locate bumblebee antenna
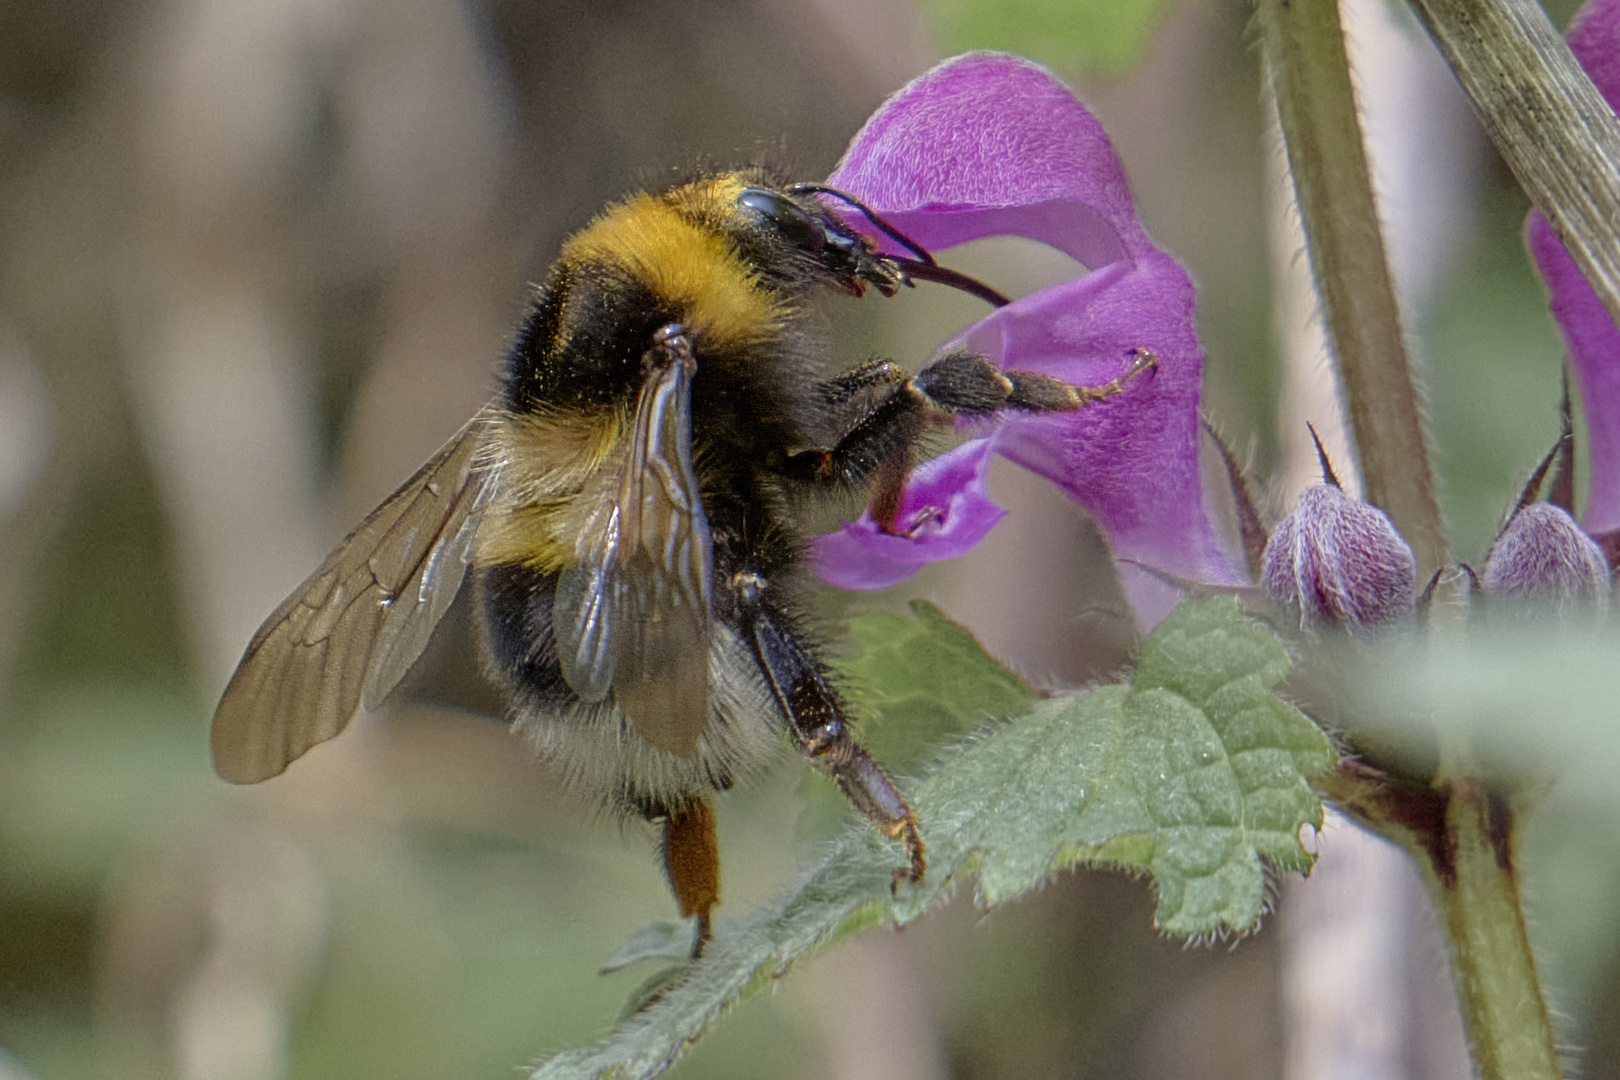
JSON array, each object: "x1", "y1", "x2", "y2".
[
  {"x1": 790, "y1": 183, "x2": 1013, "y2": 309},
  {"x1": 789, "y1": 184, "x2": 934, "y2": 262}
]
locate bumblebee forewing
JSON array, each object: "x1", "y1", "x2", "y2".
[
  {"x1": 553, "y1": 340, "x2": 714, "y2": 757},
  {"x1": 211, "y1": 410, "x2": 494, "y2": 783}
]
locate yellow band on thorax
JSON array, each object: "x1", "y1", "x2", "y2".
[{"x1": 563, "y1": 190, "x2": 781, "y2": 351}]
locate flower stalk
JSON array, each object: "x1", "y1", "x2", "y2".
[
  {"x1": 1255, "y1": 0, "x2": 1447, "y2": 579},
  {"x1": 1406, "y1": 0, "x2": 1620, "y2": 330},
  {"x1": 1317, "y1": 765, "x2": 1562, "y2": 1080},
  {"x1": 1258, "y1": 1, "x2": 1563, "y2": 1077},
  {"x1": 1436, "y1": 783, "x2": 1563, "y2": 1080}
]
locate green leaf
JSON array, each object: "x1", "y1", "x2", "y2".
[
  {"x1": 531, "y1": 598, "x2": 1333, "y2": 1080},
  {"x1": 599, "y1": 922, "x2": 696, "y2": 975},
  {"x1": 916, "y1": 0, "x2": 1175, "y2": 79},
  {"x1": 833, "y1": 599, "x2": 1038, "y2": 769}
]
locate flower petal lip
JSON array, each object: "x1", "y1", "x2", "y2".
[
  {"x1": 1526, "y1": 0, "x2": 1620, "y2": 535},
  {"x1": 980, "y1": 254, "x2": 1243, "y2": 617},
  {"x1": 809, "y1": 438, "x2": 1007, "y2": 591},
  {"x1": 810, "y1": 53, "x2": 1244, "y2": 623}
]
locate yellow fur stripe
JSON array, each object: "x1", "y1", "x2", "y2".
[
  {"x1": 563, "y1": 191, "x2": 781, "y2": 350},
  {"x1": 477, "y1": 409, "x2": 627, "y2": 572}
]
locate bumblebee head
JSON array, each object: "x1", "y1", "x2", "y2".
[
  {"x1": 731, "y1": 184, "x2": 910, "y2": 298},
  {"x1": 661, "y1": 172, "x2": 1011, "y2": 309}
]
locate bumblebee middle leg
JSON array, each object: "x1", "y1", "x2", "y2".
[
  {"x1": 789, "y1": 348, "x2": 1157, "y2": 529},
  {"x1": 739, "y1": 587, "x2": 925, "y2": 886}
]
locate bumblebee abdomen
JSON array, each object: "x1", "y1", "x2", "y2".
[
  {"x1": 476, "y1": 559, "x2": 786, "y2": 812},
  {"x1": 478, "y1": 560, "x2": 570, "y2": 706}
]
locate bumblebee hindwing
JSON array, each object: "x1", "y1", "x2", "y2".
[
  {"x1": 554, "y1": 340, "x2": 714, "y2": 758},
  {"x1": 211, "y1": 409, "x2": 495, "y2": 783}
]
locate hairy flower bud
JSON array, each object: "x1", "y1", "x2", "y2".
[
  {"x1": 1482, "y1": 503, "x2": 1612, "y2": 616},
  {"x1": 1262, "y1": 485, "x2": 1417, "y2": 631}
]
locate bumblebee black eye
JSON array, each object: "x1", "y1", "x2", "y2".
[{"x1": 737, "y1": 187, "x2": 822, "y2": 253}]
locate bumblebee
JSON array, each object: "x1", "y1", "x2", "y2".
[{"x1": 212, "y1": 168, "x2": 1154, "y2": 953}]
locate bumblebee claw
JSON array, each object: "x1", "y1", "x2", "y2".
[
  {"x1": 1126, "y1": 347, "x2": 1160, "y2": 376},
  {"x1": 690, "y1": 912, "x2": 713, "y2": 959},
  {"x1": 892, "y1": 817, "x2": 926, "y2": 893}
]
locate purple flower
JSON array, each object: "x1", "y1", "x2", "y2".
[
  {"x1": 1525, "y1": 0, "x2": 1620, "y2": 542},
  {"x1": 809, "y1": 53, "x2": 1242, "y2": 625}
]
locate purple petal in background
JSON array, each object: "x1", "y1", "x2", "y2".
[
  {"x1": 809, "y1": 439, "x2": 1006, "y2": 590},
  {"x1": 1565, "y1": 0, "x2": 1620, "y2": 110},
  {"x1": 1526, "y1": 0, "x2": 1620, "y2": 534},
  {"x1": 1527, "y1": 217, "x2": 1620, "y2": 534}
]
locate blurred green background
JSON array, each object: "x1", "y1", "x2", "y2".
[{"x1": 1, "y1": 0, "x2": 1613, "y2": 1077}]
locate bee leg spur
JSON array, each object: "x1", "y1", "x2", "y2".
[
  {"x1": 746, "y1": 603, "x2": 926, "y2": 887},
  {"x1": 657, "y1": 798, "x2": 721, "y2": 958}
]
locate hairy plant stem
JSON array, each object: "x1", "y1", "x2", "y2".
[
  {"x1": 1407, "y1": 0, "x2": 1620, "y2": 329},
  {"x1": 1439, "y1": 783, "x2": 1562, "y2": 1080},
  {"x1": 1257, "y1": 1, "x2": 1560, "y2": 1076},
  {"x1": 1321, "y1": 762, "x2": 1562, "y2": 1080},
  {"x1": 1255, "y1": 0, "x2": 1446, "y2": 579}
]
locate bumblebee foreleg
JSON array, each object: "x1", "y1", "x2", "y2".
[
  {"x1": 914, "y1": 347, "x2": 1158, "y2": 414},
  {"x1": 788, "y1": 348, "x2": 1158, "y2": 530},
  {"x1": 742, "y1": 593, "x2": 925, "y2": 887},
  {"x1": 814, "y1": 358, "x2": 909, "y2": 409}
]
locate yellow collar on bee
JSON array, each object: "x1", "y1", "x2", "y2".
[{"x1": 562, "y1": 180, "x2": 784, "y2": 351}]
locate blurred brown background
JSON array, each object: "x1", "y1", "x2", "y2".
[{"x1": 2, "y1": 0, "x2": 1615, "y2": 1077}]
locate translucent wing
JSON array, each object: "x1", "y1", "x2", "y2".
[
  {"x1": 554, "y1": 331, "x2": 713, "y2": 757},
  {"x1": 211, "y1": 410, "x2": 495, "y2": 783}
]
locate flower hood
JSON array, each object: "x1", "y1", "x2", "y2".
[{"x1": 810, "y1": 53, "x2": 1243, "y2": 624}]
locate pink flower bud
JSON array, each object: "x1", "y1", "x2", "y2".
[
  {"x1": 1482, "y1": 503, "x2": 1612, "y2": 616},
  {"x1": 1262, "y1": 485, "x2": 1417, "y2": 631}
]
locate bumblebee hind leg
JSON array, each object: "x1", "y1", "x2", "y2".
[{"x1": 655, "y1": 799, "x2": 721, "y2": 957}]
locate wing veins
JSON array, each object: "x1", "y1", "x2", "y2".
[{"x1": 212, "y1": 409, "x2": 494, "y2": 783}]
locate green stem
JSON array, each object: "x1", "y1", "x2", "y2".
[
  {"x1": 1318, "y1": 766, "x2": 1563, "y2": 1080},
  {"x1": 1254, "y1": 0, "x2": 1447, "y2": 579},
  {"x1": 1437, "y1": 783, "x2": 1563, "y2": 1080},
  {"x1": 1405, "y1": 0, "x2": 1620, "y2": 330}
]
